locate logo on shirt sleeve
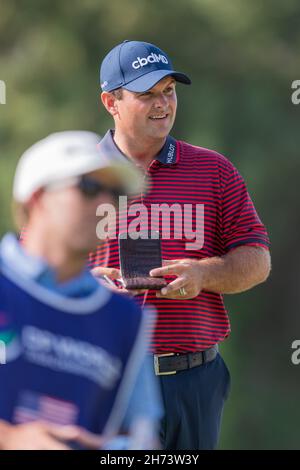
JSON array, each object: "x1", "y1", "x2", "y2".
[{"x1": 0, "y1": 311, "x2": 22, "y2": 363}]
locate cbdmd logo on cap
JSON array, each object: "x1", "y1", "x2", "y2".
[{"x1": 132, "y1": 53, "x2": 169, "y2": 70}]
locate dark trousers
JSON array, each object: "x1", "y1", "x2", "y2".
[{"x1": 158, "y1": 353, "x2": 230, "y2": 450}]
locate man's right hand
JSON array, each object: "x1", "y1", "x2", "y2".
[
  {"x1": 91, "y1": 267, "x2": 147, "y2": 297},
  {"x1": 0, "y1": 420, "x2": 105, "y2": 450},
  {"x1": 91, "y1": 266, "x2": 121, "y2": 282}
]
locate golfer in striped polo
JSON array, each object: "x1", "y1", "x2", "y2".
[{"x1": 92, "y1": 40, "x2": 271, "y2": 450}]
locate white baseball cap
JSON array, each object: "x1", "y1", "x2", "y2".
[{"x1": 13, "y1": 130, "x2": 144, "y2": 203}]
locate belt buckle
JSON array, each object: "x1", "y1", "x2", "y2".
[{"x1": 154, "y1": 353, "x2": 177, "y2": 376}]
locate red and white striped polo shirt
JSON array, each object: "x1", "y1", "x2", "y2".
[{"x1": 89, "y1": 130, "x2": 270, "y2": 354}]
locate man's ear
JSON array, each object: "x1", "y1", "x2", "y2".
[
  {"x1": 101, "y1": 92, "x2": 119, "y2": 117},
  {"x1": 27, "y1": 188, "x2": 45, "y2": 211}
]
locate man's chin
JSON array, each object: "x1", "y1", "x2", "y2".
[
  {"x1": 77, "y1": 239, "x2": 103, "y2": 257},
  {"x1": 148, "y1": 127, "x2": 172, "y2": 140}
]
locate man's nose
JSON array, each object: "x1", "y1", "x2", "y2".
[{"x1": 153, "y1": 93, "x2": 168, "y2": 108}]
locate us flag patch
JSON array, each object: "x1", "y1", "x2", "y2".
[{"x1": 13, "y1": 390, "x2": 79, "y2": 425}]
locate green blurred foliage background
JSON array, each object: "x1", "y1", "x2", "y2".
[{"x1": 0, "y1": 0, "x2": 299, "y2": 449}]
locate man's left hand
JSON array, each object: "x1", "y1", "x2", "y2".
[{"x1": 150, "y1": 259, "x2": 204, "y2": 299}]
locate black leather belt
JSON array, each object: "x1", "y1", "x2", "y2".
[{"x1": 153, "y1": 345, "x2": 218, "y2": 376}]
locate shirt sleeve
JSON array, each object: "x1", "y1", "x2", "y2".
[
  {"x1": 103, "y1": 303, "x2": 163, "y2": 449},
  {"x1": 119, "y1": 304, "x2": 163, "y2": 448},
  {"x1": 122, "y1": 354, "x2": 163, "y2": 426},
  {"x1": 103, "y1": 354, "x2": 163, "y2": 450},
  {"x1": 221, "y1": 163, "x2": 270, "y2": 252}
]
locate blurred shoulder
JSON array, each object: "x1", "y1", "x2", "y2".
[{"x1": 106, "y1": 290, "x2": 143, "y2": 316}]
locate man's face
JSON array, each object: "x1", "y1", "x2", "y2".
[
  {"x1": 39, "y1": 170, "x2": 118, "y2": 254},
  {"x1": 107, "y1": 77, "x2": 177, "y2": 141}
]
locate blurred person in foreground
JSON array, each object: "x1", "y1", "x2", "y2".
[
  {"x1": 0, "y1": 131, "x2": 162, "y2": 450},
  {"x1": 91, "y1": 40, "x2": 272, "y2": 450}
]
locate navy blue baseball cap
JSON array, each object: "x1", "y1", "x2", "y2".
[{"x1": 100, "y1": 40, "x2": 191, "y2": 93}]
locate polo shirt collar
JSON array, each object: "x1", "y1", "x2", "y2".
[
  {"x1": 97, "y1": 130, "x2": 178, "y2": 166},
  {"x1": 0, "y1": 233, "x2": 99, "y2": 297}
]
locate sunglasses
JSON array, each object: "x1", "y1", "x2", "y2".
[
  {"x1": 46, "y1": 175, "x2": 125, "y2": 201},
  {"x1": 76, "y1": 175, "x2": 125, "y2": 200}
]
